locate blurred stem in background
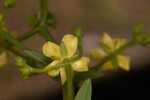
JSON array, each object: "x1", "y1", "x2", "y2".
[{"x1": 39, "y1": 0, "x2": 56, "y2": 42}]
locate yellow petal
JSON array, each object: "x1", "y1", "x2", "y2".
[
  {"x1": 71, "y1": 57, "x2": 89, "y2": 72},
  {"x1": 42, "y1": 41, "x2": 61, "y2": 59},
  {"x1": 100, "y1": 32, "x2": 114, "y2": 49},
  {"x1": 62, "y1": 34, "x2": 78, "y2": 57},
  {"x1": 0, "y1": 52, "x2": 8, "y2": 68},
  {"x1": 117, "y1": 55, "x2": 130, "y2": 71},
  {"x1": 103, "y1": 61, "x2": 114, "y2": 71},
  {"x1": 60, "y1": 67, "x2": 67, "y2": 85},
  {"x1": 46, "y1": 60, "x2": 60, "y2": 77},
  {"x1": 90, "y1": 48, "x2": 107, "y2": 61},
  {"x1": 113, "y1": 38, "x2": 127, "y2": 49}
]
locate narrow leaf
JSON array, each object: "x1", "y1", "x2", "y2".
[{"x1": 75, "y1": 79, "x2": 92, "y2": 100}]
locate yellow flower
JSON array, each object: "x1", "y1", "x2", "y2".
[
  {"x1": 90, "y1": 33, "x2": 130, "y2": 71},
  {"x1": 42, "y1": 34, "x2": 90, "y2": 85},
  {"x1": 0, "y1": 52, "x2": 8, "y2": 68}
]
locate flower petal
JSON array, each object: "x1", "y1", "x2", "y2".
[
  {"x1": 71, "y1": 57, "x2": 89, "y2": 72},
  {"x1": 103, "y1": 61, "x2": 114, "y2": 71},
  {"x1": 60, "y1": 67, "x2": 67, "y2": 85},
  {"x1": 42, "y1": 41, "x2": 61, "y2": 59},
  {"x1": 90, "y1": 48, "x2": 107, "y2": 61},
  {"x1": 113, "y1": 38, "x2": 127, "y2": 49},
  {"x1": 62, "y1": 34, "x2": 78, "y2": 57},
  {"x1": 0, "y1": 52, "x2": 8, "y2": 68},
  {"x1": 117, "y1": 55, "x2": 130, "y2": 71},
  {"x1": 100, "y1": 32, "x2": 114, "y2": 49},
  {"x1": 46, "y1": 60, "x2": 60, "y2": 77}
]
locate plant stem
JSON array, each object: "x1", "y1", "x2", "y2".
[
  {"x1": 0, "y1": 30, "x2": 50, "y2": 66},
  {"x1": 0, "y1": 30, "x2": 27, "y2": 50},
  {"x1": 39, "y1": 0, "x2": 56, "y2": 42},
  {"x1": 64, "y1": 64, "x2": 74, "y2": 100},
  {"x1": 17, "y1": 27, "x2": 40, "y2": 41},
  {"x1": 7, "y1": 47, "x2": 25, "y2": 57},
  {"x1": 39, "y1": 25, "x2": 56, "y2": 42},
  {"x1": 78, "y1": 37, "x2": 83, "y2": 56},
  {"x1": 40, "y1": 0, "x2": 48, "y2": 25}
]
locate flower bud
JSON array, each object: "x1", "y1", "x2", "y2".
[
  {"x1": 19, "y1": 66, "x2": 31, "y2": 80},
  {"x1": 16, "y1": 56, "x2": 31, "y2": 80},
  {"x1": 16, "y1": 56, "x2": 26, "y2": 66},
  {"x1": 74, "y1": 27, "x2": 83, "y2": 38},
  {"x1": 136, "y1": 34, "x2": 150, "y2": 46}
]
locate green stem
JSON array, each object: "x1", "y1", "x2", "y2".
[
  {"x1": 27, "y1": 55, "x2": 80, "y2": 74},
  {"x1": 39, "y1": 0, "x2": 56, "y2": 42},
  {"x1": 7, "y1": 47, "x2": 25, "y2": 57},
  {"x1": 64, "y1": 64, "x2": 74, "y2": 100},
  {"x1": 17, "y1": 27, "x2": 40, "y2": 41},
  {"x1": 78, "y1": 37, "x2": 83, "y2": 56},
  {"x1": 0, "y1": 30, "x2": 50, "y2": 66},
  {"x1": 63, "y1": 86, "x2": 68, "y2": 100},
  {"x1": 0, "y1": 30, "x2": 27, "y2": 50},
  {"x1": 1, "y1": 28, "x2": 39, "y2": 51},
  {"x1": 91, "y1": 39, "x2": 137, "y2": 70},
  {"x1": 39, "y1": 25, "x2": 56, "y2": 42},
  {"x1": 40, "y1": 0, "x2": 48, "y2": 25}
]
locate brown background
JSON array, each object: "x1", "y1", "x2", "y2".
[{"x1": 0, "y1": 0, "x2": 150, "y2": 100}]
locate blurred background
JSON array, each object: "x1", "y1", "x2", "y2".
[{"x1": 0, "y1": 0, "x2": 150, "y2": 100}]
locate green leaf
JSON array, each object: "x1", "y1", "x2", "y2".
[
  {"x1": 24, "y1": 50, "x2": 51, "y2": 66},
  {"x1": 75, "y1": 79, "x2": 92, "y2": 100},
  {"x1": 112, "y1": 56, "x2": 118, "y2": 70}
]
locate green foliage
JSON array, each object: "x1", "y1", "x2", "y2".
[
  {"x1": 1, "y1": 0, "x2": 150, "y2": 100},
  {"x1": 75, "y1": 79, "x2": 92, "y2": 100},
  {"x1": 24, "y1": 50, "x2": 51, "y2": 66},
  {"x1": 4, "y1": 0, "x2": 18, "y2": 8}
]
